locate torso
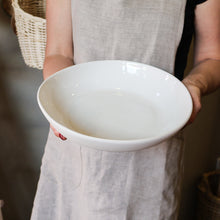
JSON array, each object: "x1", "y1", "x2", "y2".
[{"x1": 71, "y1": 0, "x2": 187, "y2": 74}]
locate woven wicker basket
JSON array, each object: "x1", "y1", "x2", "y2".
[
  {"x1": 197, "y1": 171, "x2": 220, "y2": 220},
  {"x1": 12, "y1": 0, "x2": 46, "y2": 69}
]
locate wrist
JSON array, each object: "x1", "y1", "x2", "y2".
[
  {"x1": 43, "y1": 55, "x2": 74, "y2": 80},
  {"x1": 182, "y1": 71, "x2": 208, "y2": 96},
  {"x1": 182, "y1": 77, "x2": 204, "y2": 96},
  {"x1": 183, "y1": 59, "x2": 220, "y2": 96}
]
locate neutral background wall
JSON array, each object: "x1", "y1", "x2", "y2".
[{"x1": 0, "y1": 3, "x2": 220, "y2": 220}]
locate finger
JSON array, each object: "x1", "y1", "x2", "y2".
[
  {"x1": 186, "y1": 86, "x2": 202, "y2": 124},
  {"x1": 182, "y1": 81, "x2": 202, "y2": 125},
  {"x1": 50, "y1": 125, "x2": 67, "y2": 140},
  {"x1": 50, "y1": 125, "x2": 60, "y2": 137},
  {"x1": 59, "y1": 133, "x2": 67, "y2": 141},
  {"x1": 190, "y1": 98, "x2": 202, "y2": 123}
]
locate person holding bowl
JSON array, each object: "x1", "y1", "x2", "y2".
[{"x1": 31, "y1": 0, "x2": 220, "y2": 219}]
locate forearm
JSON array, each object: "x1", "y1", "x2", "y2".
[
  {"x1": 43, "y1": 54, "x2": 74, "y2": 80},
  {"x1": 183, "y1": 59, "x2": 220, "y2": 96}
]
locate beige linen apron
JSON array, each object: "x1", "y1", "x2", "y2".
[{"x1": 31, "y1": 0, "x2": 187, "y2": 219}]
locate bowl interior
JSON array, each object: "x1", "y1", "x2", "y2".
[{"x1": 38, "y1": 60, "x2": 192, "y2": 143}]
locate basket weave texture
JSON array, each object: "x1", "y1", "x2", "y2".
[
  {"x1": 12, "y1": 0, "x2": 46, "y2": 69},
  {"x1": 197, "y1": 171, "x2": 220, "y2": 220}
]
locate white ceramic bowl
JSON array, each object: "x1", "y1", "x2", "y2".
[{"x1": 37, "y1": 60, "x2": 192, "y2": 151}]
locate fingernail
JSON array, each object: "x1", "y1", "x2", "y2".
[{"x1": 59, "y1": 133, "x2": 67, "y2": 141}]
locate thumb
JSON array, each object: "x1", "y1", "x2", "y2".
[{"x1": 183, "y1": 83, "x2": 202, "y2": 124}]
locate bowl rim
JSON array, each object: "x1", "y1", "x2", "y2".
[{"x1": 37, "y1": 60, "x2": 193, "y2": 149}]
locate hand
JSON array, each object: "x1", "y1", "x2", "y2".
[
  {"x1": 182, "y1": 79, "x2": 202, "y2": 125},
  {"x1": 50, "y1": 125, "x2": 67, "y2": 140}
]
